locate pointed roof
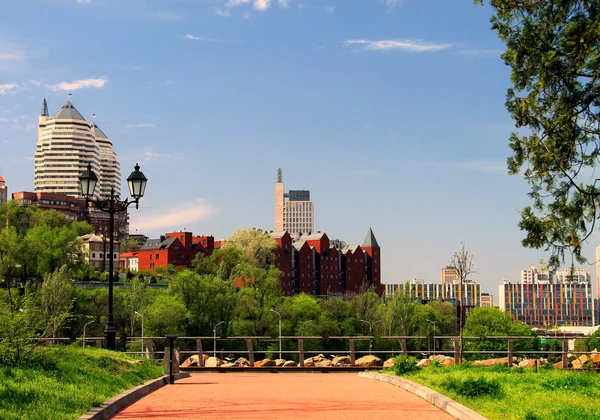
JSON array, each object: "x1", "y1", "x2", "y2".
[
  {"x1": 41, "y1": 98, "x2": 48, "y2": 116},
  {"x1": 52, "y1": 101, "x2": 86, "y2": 121},
  {"x1": 94, "y1": 124, "x2": 108, "y2": 139},
  {"x1": 362, "y1": 228, "x2": 379, "y2": 248}
]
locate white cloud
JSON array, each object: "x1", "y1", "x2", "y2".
[
  {"x1": 48, "y1": 78, "x2": 107, "y2": 91},
  {"x1": 343, "y1": 39, "x2": 451, "y2": 52},
  {"x1": 0, "y1": 83, "x2": 18, "y2": 94},
  {"x1": 76, "y1": 0, "x2": 92, "y2": 4},
  {"x1": 326, "y1": 6, "x2": 335, "y2": 13},
  {"x1": 134, "y1": 198, "x2": 219, "y2": 231},
  {"x1": 140, "y1": 150, "x2": 182, "y2": 161},
  {"x1": 185, "y1": 34, "x2": 200, "y2": 41},
  {"x1": 0, "y1": 51, "x2": 24, "y2": 61},
  {"x1": 278, "y1": 0, "x2": 291, "y2": 7},
  {"x1": 226, "y1": 0, "x2": 251, "y2": 7},
  {"x1": 254, "y1": 0, "x2": 271, "y2": 10},
  {"x1": 380, "y1": 0, "x2": 402, "y2": 10},
  {"x1": 126, "y1": 123, "x2": 156, "y2": 129},
  {"x1": 215, "y1": 8, "x2": 230, "y2": 16}
]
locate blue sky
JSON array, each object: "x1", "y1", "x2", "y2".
[{"x1": 1, "y1": 0, "x2": 597, "y2": 296}]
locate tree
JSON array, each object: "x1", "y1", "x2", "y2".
[
  {"x1": 449, "y1": 242, "x2": 478, "y2": 360},
  {"x1": 36, "y1": 265, "x2": 75, "y2": 337},
  {"x1": 222, "y1": 228, "x2": 278, "y2": 269},
  {"x1": 475, "y1": 1, "x2": 600, "y2": 268}
]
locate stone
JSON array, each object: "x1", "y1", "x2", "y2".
[
  {"x1": 355, "y1": 355, "x2": 383, "y2": 368},
  {"x1": 440, "y1": 357, "x2": 455, "y2": 367},
  {"x1": 181, "y1": 355, "x2": 200, "y2": 367},
  {"x1": 571, "y1": 359, "x2": 583, "y2": 369},
  {"x1": 255, "y1": 359, "x2": 276, "y2": 367},
  {"x1": 383, "y1": 358, "x2": 395, "y2": 368},
  {"x1": 518, "y1": 359, "x2": 540, "y2": 368},
  {"x1": 283, "y1": 360, "x2": 297, "y2": 367},
  {"x1": 205, "y1": 357, "x2": 223, "y2": 367},
  {"x1": 220, "y1": 362, "x2": 235, "y2": 368},
  {"x1": 303, "y1": 357, "x2": 314, "y2": 367},
  {"x1": 275, "y1": 359, "x2": 286, "y2": 367},
  {"x1": 233, "y1": 357, "x2": 251, "y2": 367},
  {"x1": 315, "y1": 359, "x2": 333, "y2": 367},
  {"x1": 577, "y1": 355, "x2": 589, "y2": 364},
  {"x1": 430, "y1": 355, "x2": 446, "y2": 362},
  {"x1": 592, "y1": 353, "x2": 600, "y2": 364},
  {"x1": 471, "y1": 357, "x2": 514, "y2": 367},
  {"x1": 332, "y1": 356, "x2": 352, "y2": 367},
  {"x1": 416, "y1": 359, "x2": 431, "y2": 368},
  {"x1": 554, "y1": 361, "x2": 564, "y2": 369}
]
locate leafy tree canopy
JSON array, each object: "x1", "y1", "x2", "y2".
[{"x1": 476, "y1": 0, "x2": 600, "y2": 268}]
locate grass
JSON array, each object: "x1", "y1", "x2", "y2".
[
  {"x1": 390, "y1": 363, "x2": 600, "y2": 420},
  {"x1": 0, "y1": 345, "x2": 164, "y2": 420}
]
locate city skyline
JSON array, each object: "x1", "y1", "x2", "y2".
[{"x1": 1, "y1": 0, "x2": 598, "y2": 295}]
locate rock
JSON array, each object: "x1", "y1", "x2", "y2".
[
  {"x1": 233, "y1": 357, "x2": 251, "y2": 367},
  {"x1": 205, "y1": 357, "x2": 223, "y2": 367},
  {"x1": 554, "y1": 361, "x2": 564, "y2": 369},
  {"x1": 592, "y1": 353, "x2": 600, "y2": 364},
  {"x1": 430, "y1": 355, "x2": 446, "y2": 362},
  {"x1": 572, "y1": 359, "x2": 583, "y2": 369},
  {"x1": 315, "y1": 359, "x2": 333, "y2": 367},
  {"x1": 275, "y1": 359, "x2": 286, "y2": 367},
  {"x1": 578, "y1": 355, "x2": 589, "y2": 364},
  {"x1": 355, "y1": 355, "x2": 383, "y2": 367},
  {"x1": 255, "y1": 359, "x2": 276, "y2": 367},
  {"x1": 518, "y1": 359, "x2": 540, "y2": 368},
  {"x1": 383, "y1": 358, "x2": 395, "y2": 368},
  {"x1": 220, "y1": 362, "x2": 235, "y2": 368},
  {"x1": 440, "y1": 357, "x2": 455, "y2": 367},
  {"x1": 303, "y1": 357, "x2": 314, "y2": 367},
  {"x1": 472, "y1": 357, "x2": 515, "y2": 367},
  {"x1": 181, "y1": 355, "x2": 200, "y2": 367},
  {"x1": 283, "y1": 360, "x2": 297, "y2": 367},
  {"x1": 416, "y1": 359, "x2": 431, "y2": 368},
  {"x1": 333, "y1": 356, "x2": 352, "y2": 367}
]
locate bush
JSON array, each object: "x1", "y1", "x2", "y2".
[
  {"x1": 394, "y1": 355, "x2": 420, "y2": 375},
  {"x1": 441, "y1": 376, "x2": 503, "y2": 398}
]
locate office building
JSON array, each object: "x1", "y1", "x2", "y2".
[
  {"x1": 520, "y1": 265, "x2": 553, "y2": 284},
  {"x1": 385, "y1": 279, "x2": 481, "y2": 307},
  {"x1": 441, "y1": 267, "x2": 458, "y2": 284},
  {"x1": 35, "y1": 98, "x2": 120, "y2": 199},
  {"x1": 480, "y1": 293, "x2": 494, "y2": 308},
  {"x1": 274, "y1": 168, "x2": 314, "y2": 236}
]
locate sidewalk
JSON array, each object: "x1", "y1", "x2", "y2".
[{"x1": 113, "y1": 372, "x2": 454, "y2": 419}]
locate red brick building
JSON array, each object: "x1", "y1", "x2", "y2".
[{"x1": 270, "y1": 228, "x2": 382, "y2": 296}]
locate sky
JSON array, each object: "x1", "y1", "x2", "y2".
[{"x1": 1, "y1": 0, "x2": 598, "y2": 297}]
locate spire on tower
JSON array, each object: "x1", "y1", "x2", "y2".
[
  {"x1": 40, "y1": 98, "x2": 48, "y2": 116},
  {"x1": 277, "y1": 168, "x2": 283, "y2": 183}
]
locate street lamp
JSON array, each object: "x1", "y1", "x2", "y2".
[
  {"x1": 79, "y1": 162, "x2": 148, "y2": 351},
  {"x1": 83, "y1": 320, "x2": 94, "y2": 348},
  {"x1": 360, "y1": 319, "x2": 381, "y2": 355},
  {"x1": 427, "y1": 319, "x2": 437, "y2": 354},
  {"x1": 135, "y1": 311, "x2": 144, "y2": 358},
  {"x1": 270, "y1": 309, "x2": 282, "y2": 359},
  {"x1": 213, "y1": 321, "x2": 225, "y2": 358}
]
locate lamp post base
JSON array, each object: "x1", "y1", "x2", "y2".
[{"x1": 105, "y1": 322, "x2": 117, "y2": 351}]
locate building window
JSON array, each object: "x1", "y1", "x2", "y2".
[{"x1": 92, "y1": 253, "x2": 95, "y2": 258}]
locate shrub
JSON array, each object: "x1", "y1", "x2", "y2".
[
  {"x1": 441, "y1": 376, "x2": 503, "y2": 398},
  {"x1": 394, "y1": 355, "x2": 420, "y2": 375},
  {"x1": 524, "y1": 412, "x2": 541, "y2": 420}
]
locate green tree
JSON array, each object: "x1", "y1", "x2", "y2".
[
  {"x1": 36, "y1": 265, "x2": 75, "y2": 337},
  {"x1": 476, "y1": 0, "x2": 600, "y2": 268},
  {"x1": 222, "y1": 228, "x2": 278, "y2": 269},
  {"x1": 144, "y1": 294, "x2": 187, "y2": 337}
]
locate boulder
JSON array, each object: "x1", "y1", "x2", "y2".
[
  {"x1": 472, "y1": 357, "x2": 515, "y2": 367},
  {"x1": 440, "y1": 357, "x2": 455, "y2": 367},
  {"x1": 220, "y1": 362, "x2": 235, "y2": 368},
  {"x1": 255, "y1": 359, "x2": 276, "y2": 367},
  {"x1": 355, "y1": 355, "x2": 383, "y2": 368},
  {"x1": 205, "y1": 357, "x2": 223, "y2": 368},
  {"x1": 571, "y1": 359, "x2": 583, "y2": 370},
  {"x1": 275, "y1": 359, "x2": 286, "y2": 367},
  {"x1": 518, "y1": 359, "x2": 540, "y2": 368},
  {"x1": 315, "y1": 359, "x2": 333, "y2": 367},
  {"x1": 303, "y1": 357, "x2": 314, "y2": 367},
  {"x1": 592, "y1": 353, "x2": 600, "y2": 364},
  {"x1": 430, "y1": 355, "x2": 446, "y2": 362},
  {"x1": 416, "y1": 359, "x2": 431, "y2": 368},
  {"x1": 577, "y1": 355, "x2": 589, "y2": 364},
  {"x1": 181, "y1": 355, "x2": 200, "y2": 368},
  {"x1": 554, "y1": 361, "x2": 564, "y2": 369},
  {"x1": 383, "y1": 358, "x2": 395, "y2": 368},
  {"x1": 283, "y1": 360, "x2": 297, "y2": 367},
  {"x1": 333, "y1": 356, "x2": 352, "y2": 367},
  {"x1": 233, "y1": 357, "x2": 251, "y2": 367}
]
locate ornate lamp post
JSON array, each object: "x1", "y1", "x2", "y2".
[{"x1": 79, "y1": 162, "x2": 148, "y2": 351}]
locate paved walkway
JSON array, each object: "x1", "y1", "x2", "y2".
[{"x1": 113, "y1": 372, "x2": 454, "y2": 420}]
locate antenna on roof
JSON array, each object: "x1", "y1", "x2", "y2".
[
  {"x1": 68, "y1": 93, "x2": 72, "y2": 101},
  {"x1": 91, "y1": 114, "x2": 96, "y2": 130},
  {"x1": 277, "y1": 168, "x2": 282, "y2": 183}
]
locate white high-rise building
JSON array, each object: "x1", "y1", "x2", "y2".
[
  {"x1": 274, "y1": 168, "x2": 314, "y2": 236},
  {"x1": 555, "y1": 267, "x2": 591, "y2": 284},
  {"x1": 35, "y1": 99, "x2": 120, "y2": 198},
  {"x1": 520, "y1": 265, "x2": 553, "y2": 284},
  {"x1": 0, "y1": 176, "x2": 7, "y2": 205}
]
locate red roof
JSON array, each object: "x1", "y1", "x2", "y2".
[{"x1": 0, "y1": 176, "x2": 4, "y2": 183}]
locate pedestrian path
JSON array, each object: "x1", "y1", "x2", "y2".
[{"x1": 113, "y1": 372, "x2": 454, "y2": 419}]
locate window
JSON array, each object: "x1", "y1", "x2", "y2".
[
  {"x1": 156, "y1": 254, "x2": 159, "y2": 259},
  {"x1": 92, "y1": 253, "x2": 96, "y2": 258}
]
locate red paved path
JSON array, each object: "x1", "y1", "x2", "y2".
[{"x1": 113, "y1": 372, "x2": 454, "y2": 420}]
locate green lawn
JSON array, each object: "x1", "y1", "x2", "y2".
[
  {"x1": 393, "y1": 363, "x2": 600, "y2": 420},
  {"x1": 0, "y1": 345, "x2": 164, "y2": 420}
]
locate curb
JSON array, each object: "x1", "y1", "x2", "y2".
[
  {"x1": 78, "y1": 372, "x2": 190, "y2": 420},
  {"x1": 358, "y1": 372, "x2": 488, "y2": 420}
]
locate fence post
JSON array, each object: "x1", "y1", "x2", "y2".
[
  {"x1": 507, "y1": 338, "x2": 514, "y2": 367},
  {"x1": 95, "y1": 339, "x2": 103, "y2": 349},
  {"x1": 298, "y1": 338, "x2": 305, "y2": 367},
  {"x1": 145, "y1": 339, "x2": 154, "y2": 359},
  {"x1": 349, "y1": 339, "x2": 356, "y2": 366},
  {"x1": 400, "y1": 339, "x2": 407, "y2": 355},
  {"x1": 246, "y1": 339, "x2": 255, "y2": 367},
  {"x1": 196, "y1": 339, "x2": 205, "y2": 368},
  {"x1": 454, "y1": 338, "x2": 460, "y2": 365},
  {"x1": 562, "y1": 338, "x2": 569, "y2": 369}
]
